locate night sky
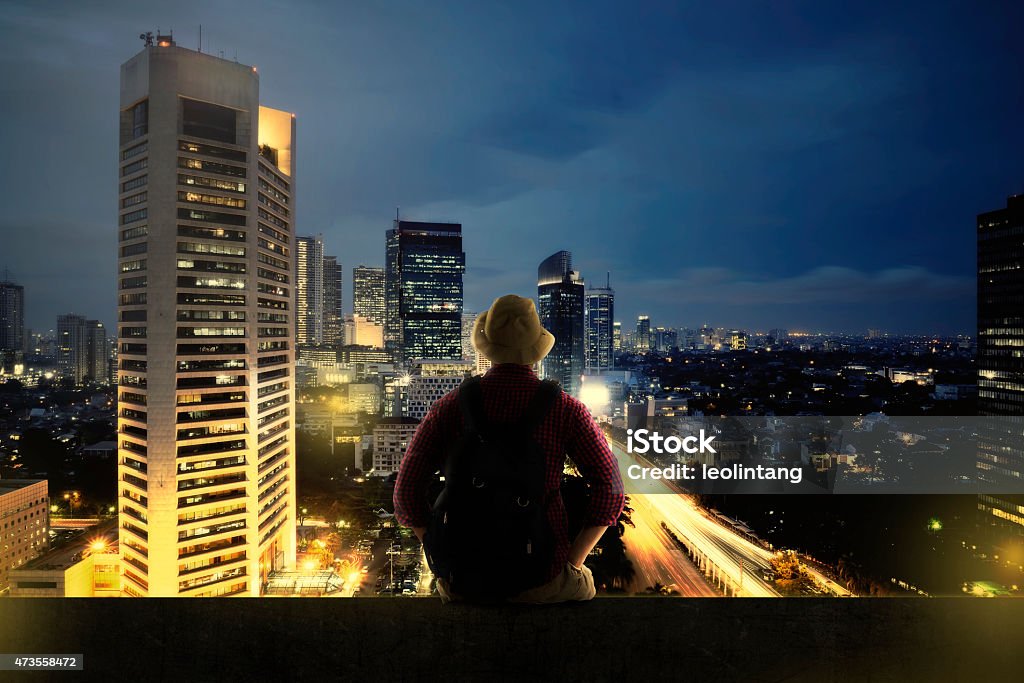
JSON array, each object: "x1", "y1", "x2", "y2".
[{"x1": 1, "y1": 0, "x2": 1021, "y2": 335}]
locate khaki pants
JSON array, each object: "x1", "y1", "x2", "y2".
[{"x1": 436, "y1": 562, "x2": 597, "y2": 605}]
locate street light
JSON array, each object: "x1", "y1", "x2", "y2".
[{"x1": 63, "y1": 491, "x2": 79, "y2": 517}]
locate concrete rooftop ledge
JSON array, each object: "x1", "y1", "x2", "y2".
[{"x1": 1, "y1": 599, "x2": 1020, "y2": 680}]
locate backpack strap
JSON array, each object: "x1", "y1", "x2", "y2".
[
  {"x1": 517, "y1": 379, "x2": 562, "y2": 432},
  {"x1": 458, "y1": 375, "x2": 486, "y2": 433}
]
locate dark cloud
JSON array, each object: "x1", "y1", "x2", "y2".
[{"x1": 0, "y1": 0, "x2": 1020, "y2": 334}]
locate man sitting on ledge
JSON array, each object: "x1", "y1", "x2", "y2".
[{"x1": 394, "y1": 294, "x2": 625, "y2": 603}]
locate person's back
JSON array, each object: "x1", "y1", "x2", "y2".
[{"x1": 393, "y1": 294, "x2": 625, "y2": 603}]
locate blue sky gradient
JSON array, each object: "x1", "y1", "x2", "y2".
[{"x1": 1, "y1": 0, "x2": 1021, "y2": 334}]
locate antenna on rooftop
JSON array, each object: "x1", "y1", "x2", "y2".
[
  {"x1": 198, "y1": 24, "x2": 202, "y2": 52},
  {"x1": 140, "y1": 31, "x2": 154, "y2": 47}
]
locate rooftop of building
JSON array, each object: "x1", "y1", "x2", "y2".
[
  {"x1": 0, "y1": 478, "x2": 46, "y2": 495},
  {"x1": 17, "y1": 519, "x2": 118, "y2": 572},
  {"x1": 375, "y1": 417, "x2": 421, "y2": 426}
]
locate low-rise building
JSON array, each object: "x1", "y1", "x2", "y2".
[
  {"x1": 371, "y1": 418, "x2": 420, "y2": 477},
  {"x1": 0, "y1": 478, "x2": 49, "y2": 593},
  {"x1": 8, "y1": 519, "x2": 119, "y2": 597}
]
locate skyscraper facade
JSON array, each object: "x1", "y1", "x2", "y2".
[
  {"x1": 323, "y1": 255, "x2": 343, "y2": 346},
  {"x1": 977, "y1": 194, "x2": 1024, "y2": 537},
  {"x1": 0, "y1": 279, "x2": 24, "y2": 353},
  {"x1": 57, "y1": 314, "x2": 107, "y2": 384},
  {"x1": 537, "y1": 250, "x2": 585, "y2": 396},
  {"x1": 635, "y1": 315, "x2": 652, "y2": 351},
  {"x1": 352, "y1": 265, "x2": 385, "y2": 325},
  {"x1": 385, "y1": 221, "x2": 465, "y2": 361},
  {"x1": 461, "y1": 311, "x2": 477, "y2": 361},
  {"x1": 585, "y1": 276, "x2": 614, "y2": 371},
  {"x1": 117, "y1": 41, "x2": 296, "y2": 596},
  {"x1": 296, "y1": 235, "x2": 324, "y2": 346}
]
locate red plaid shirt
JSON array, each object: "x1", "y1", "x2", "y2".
[{"x1": 393, "y1": 363, "x2": 625, "y2": 580}]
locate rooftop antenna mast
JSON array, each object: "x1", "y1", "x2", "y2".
[{"x1": 198, "y1": 24, "x2": 202, "y2": 52}]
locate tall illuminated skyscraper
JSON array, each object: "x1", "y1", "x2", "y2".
[
  {"x1": 296, "y1": 235, "x2": 324, "y2": 346},
  {"x1": 353, "y1": 265, "x2": 385, "y2": 326},
  {"x1": 585, "y1": 274, "x2": 614, "y2": 370},
  {"x1": 538, "y1": 250, "x2": 585, "y2": 396},
  {"x1": 384, "y1": 221, "x2": 464, "y2": 361},
  {"x1": 977, "y1": 194, "x2": 1024, "y2": 538},
  {"x1": 117, "y1": 39, "x2": 296, "y2": 596},
  {"x1": 323, "y1": 255, "x2": 343, "y2": 346},
  {"x1": 635, "y1": 315, "x2": 651, "y2": 351}
]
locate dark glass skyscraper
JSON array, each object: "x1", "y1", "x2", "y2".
[
  {"x1": 585, "y1": 275, "x2": 614, "y2": 370},
  {"x1": 977, "y1": 194, "x2": 1024, "y2": 538},
  {"x1": 385, "y1": 220, "x2": 465, "y2": 361},
  {"x1": 538, "y1": 250, "x2": 584, "y2": 397},
  {"x1": 323, "y1": 255, "x2": 343, "y2": 346},
  {"x1": 0, "y1": 278, "x2": 24, "y2": 353}
]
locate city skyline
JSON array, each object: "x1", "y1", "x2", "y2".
[{"x1": 3, "y1": 1, "x2": 1023, "y2": 334}]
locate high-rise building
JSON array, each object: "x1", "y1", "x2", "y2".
[
  {"x1": 296, "y1": 235, "x2": 325, "y2": 346},
  {"x1": 635, "y1": 315, "x2": 651, "y2": 351},
  {"x1": 0, "y1": 278, "x2": 24, "y2": 352},
  {"x1": 57, "y1": 314, "x2": 107, "y2": 384},
  {"x1": 117, "y1": 41, "x2": 297, "y2": 596},
  {"x1": 323, "y1": 255, "x2": 343, "y2": 346},
  {"x1": 352, "y1": 265, "x2": 385, "y2": 325},
  {"x1": 585, "y1": 275, "x2": 614, "y2": 370},
  {"x1": 612, "y1": 321, "x2": 622, "y2": 352},
  {"x1": 538, "y1": 251, "x2": 585, "y2": 396},
  {"x1": 977, "y1": 194, "x2": 1024, "y2": 539},
  {"x1": 385, "y1": 221, "x2": 465, "y2": 362}
]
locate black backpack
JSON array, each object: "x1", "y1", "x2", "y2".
[{"x1": 423, "y1": 375, "x2": 562, "y2": 600}]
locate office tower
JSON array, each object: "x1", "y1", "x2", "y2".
[
  {"x1": 537, "y1": 251, "x2": 585, "y2": 396},
  {"x1": 296, "y1": 235, "x2": 325, "y2": 346},
  {"x1": 385, "y1": 221, "x2": 465, "y2": 361},
  {"x1": 323, "y1": 255, "x2": 343, "y2": 346},
  {"x1": 117, "y1": 41, "x2": 296, "y2": 596},
  {"x1": 57, "y1": 314, "x2": 107, "y2": 384},
  {"x1": 612, "y1": 321, "x2": 622, "y2": 351},
  {"x1": 0, "y1": 278, "x2": 24, "y2": 352},
  {"x1": 0, "y1": 479, "x2": 49, "y2": 593},
  {"x1": 635, "y1": 315, "x2": 651, "y2": 351},
  {"x1": 585, "y1": 275, "x2": 614, "y2": 370},
  {"x1": 977, "y1": 194, "x2": 1024, "y2": 538},
  {"x1": 0, "y1": 278, "x2": 25, "y2": 375},
  {"x1": 352, "y1": 265, "x2": 385, "y2": 325}
]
